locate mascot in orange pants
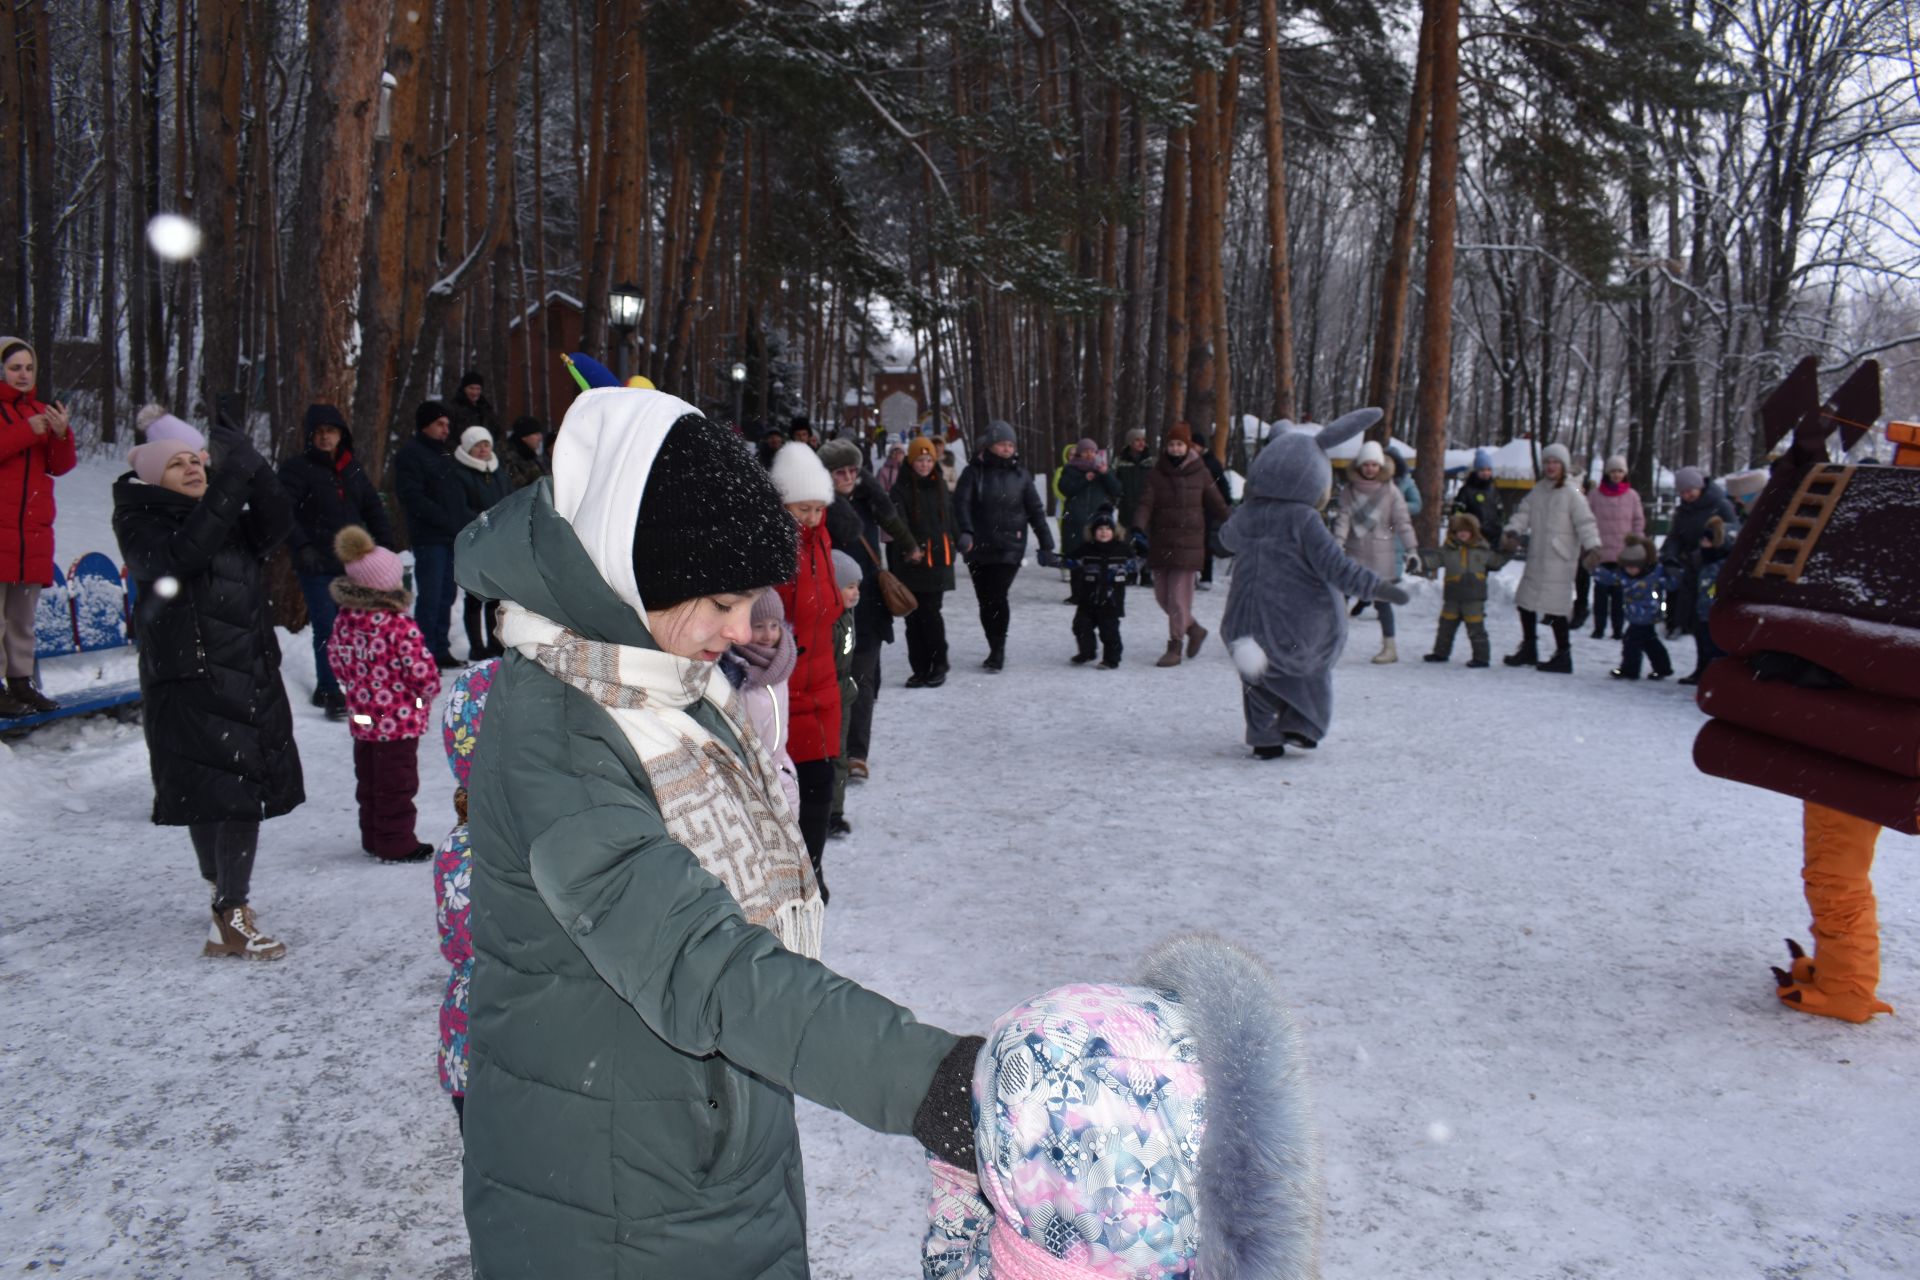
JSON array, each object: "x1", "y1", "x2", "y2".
[{"x1": 1693, "y1": 358, "x2": 1916, "y2": 1023}]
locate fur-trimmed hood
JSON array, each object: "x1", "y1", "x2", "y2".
[
  {"x1": 967, "y1": 934, "x2": 1321, "y2": 1280},
  {"x1": 1448, "y1": 511, "x2": 1486, "y2": 546},
  {"x1": 329, "y1": 578, "x2": 413, "y2": 612}
]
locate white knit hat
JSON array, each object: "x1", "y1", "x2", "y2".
[
  {"x1": 460, "y1": 425, "x2": 494, "y2": 451},
  {"x1": 1605, "y1": 454, "x2": 1627, "y2": 473},
  {"x1": 1355, "y1": 440, "x2": 1385, "y2": 469},
  {"x1": 770, "y1": 439, "x2": 833, "y2": 505}
]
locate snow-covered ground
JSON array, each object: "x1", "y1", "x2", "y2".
[{"x1": 5, "y1": 450, "x2": 1917, "y2": 1278}]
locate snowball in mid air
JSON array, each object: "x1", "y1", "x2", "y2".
[{"x1": 147, "y1": 214, "x2": 203, "y2": 262}]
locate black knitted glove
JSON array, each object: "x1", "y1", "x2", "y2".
[{"x1": 912, "y1": 1035, "x2": 986, "y2": 1170}]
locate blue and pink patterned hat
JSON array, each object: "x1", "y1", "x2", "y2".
[{"x1": 970, "y1": 935, "x2": 1323, "y2": 1280}]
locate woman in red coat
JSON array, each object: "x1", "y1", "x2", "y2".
[
  {"x1": 770, "y1": 440, "x2": 843, "y2": 884},
  {"x1": 0, "y1": 338, "x2": 76, "y2": 717}
]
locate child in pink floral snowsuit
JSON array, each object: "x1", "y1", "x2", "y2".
[
  {"x1": 924, "y1": 936, "x2": 1322, "y2": 1280},
  {"x1": 326, "y1": 526, "x2": 442, "y2": 861},
  {"x1": 436, "y1": 658, "x2": 497, "y2": 1129}
]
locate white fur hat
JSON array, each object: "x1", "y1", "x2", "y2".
[
  {"x1": 770, "y1": 440, "x2": 833, "y2": 505},
  {"x1": 1355, "y1": 440, "x2": 1385, "y2": 469},
  {"x1": 1542, "y1": 442, "x2": 1572, "y2": 470}
]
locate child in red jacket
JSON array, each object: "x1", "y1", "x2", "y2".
[
  {"x1": 770, "y1": 442, "x2": 843, "y2": 893},
  {"x1": 327, "y1": 525, "x2": 441, "y2": 861}
]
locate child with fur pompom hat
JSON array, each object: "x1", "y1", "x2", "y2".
[
  {"x1": 326, "y1": 525, "x2": 442, "y2": 862},
  {"x1": 922, "y1": 935, "x2": 1323, "y2": 1280}
]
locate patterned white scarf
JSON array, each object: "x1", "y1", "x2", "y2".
[{"x1": 497, "y1": 601, "x2": 823, "y2": 959}]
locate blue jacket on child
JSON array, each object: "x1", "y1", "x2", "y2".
[{"x1": 1594, "y1": 561, "x2": 1672, "y2": 628}]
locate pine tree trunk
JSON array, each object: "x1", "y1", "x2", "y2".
[
  {"x1": 288, "y1": 0, "x2": 385, "y2": 418},
  {"x1": 125, "y1": 0, "x2": 150, "y2": 406},
  {"x1": 98, "y1": 0, "x2": 120, "y2": 439},
  {"x1": 0, "y1": 2, "x2": 22, "y2": 335},
  {"x1": 664, "y1": 104, "x2": 733, "y2": 391},
  {"x1": 1365, "y1": 2, "x2": 1434, "y2": 437},
  {"x1": 353, "y1": 0, "x2": 433, "y2": 483},
  {"x1": 1257, "y1": 0, "x2": 1294, "y2": 420},
  {"x1": 1162, "y1": 126, "x2": 1190, "y2": 432},
  {"x1": 1410, "y1": 0, "x2": 1459, "y2": 548}
]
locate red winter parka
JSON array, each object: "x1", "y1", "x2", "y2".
[
  {"x1": 0, "y1": 381, "x2": 78, "y2": 585},
  {"x1": 774, "y1": 518, "x2": 844, "y2": 763}
]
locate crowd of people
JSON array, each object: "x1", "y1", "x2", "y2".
[{"x1": 8, "y1": 343, "x2": 1790, "y2": 1274}]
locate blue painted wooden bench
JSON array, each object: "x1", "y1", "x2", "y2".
[{"x1": 0, "y1": 553, "x2": 144, "y2": 733}]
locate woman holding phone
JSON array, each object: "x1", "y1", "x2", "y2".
[{"x1": 0, "y1": 337, "x2": 76, "y2": 718}]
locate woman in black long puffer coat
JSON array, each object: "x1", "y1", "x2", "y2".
[{"x1": 113, "y1": 413, "x2": 305, "y2": 961}]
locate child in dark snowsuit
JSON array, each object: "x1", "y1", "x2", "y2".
[
  {"x1": 828, "y1": 549, "x2": 862, "y2": 840},
  {"x1": 1420, "y1": 512, "x2": 1508, "y2": 666},
  {"x1": 1068, "y1": 508, "x2": 1134, "y2": 668},
  {"x1": 1595, "y1": 534, "x2": 1675, "y2": 680}
]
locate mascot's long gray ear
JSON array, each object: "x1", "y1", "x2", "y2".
[{"x1": 1315, "y1": 408, "x2": 1382, "y2": 451}]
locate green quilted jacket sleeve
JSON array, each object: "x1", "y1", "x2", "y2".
[{"x1": 520, "y1": 773, "x2": 957, "y2": 1137}]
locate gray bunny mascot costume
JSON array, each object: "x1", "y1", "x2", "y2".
[{"x1": 1220, "y1": 408, "x2": 1409, "y2": 757}]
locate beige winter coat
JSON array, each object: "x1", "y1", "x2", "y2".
[
  {"x1": 1507, "y1": 478, "x2": 1601, "y2": 616},
  {"x1": 1331, "y1": 474, "x2": 1417, "y2": 580}
]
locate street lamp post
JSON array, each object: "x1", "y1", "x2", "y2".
[
  {"x1": 608, "y1": 282, "x2": 644, "y2": 382},
  {"x1": 730, "y1": 361, "x2": 748, "y2": 429}
]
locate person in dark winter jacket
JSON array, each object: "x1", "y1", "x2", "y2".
[
  {"x1": 1661, "y1": 466, "x2": 1737, "y2": 641},
  {"x1": 503, "y1": 415, "x2": 549, "y2": 491},
  {"x1": 953, "y1": 421, "x2": 1058, "y2": 670},
  {"x1": 113, "y1": 409, "x2": 303, "y2": 961},
  {"x1": 1678, "y1": 512, "x2": 1736, "y2": 685},
  {"x1": 820, "y1": 437, "x2": 919, "y2": 787},
  {"x1": 0, "y1": 337, "x2": 76, "y2": 718},
  {"x1": 1452, "y1": 447, "x2": 1504, "y2": 544},
  {"x1": 1594, "y1": 534, "x2": 1675, "y2": 681},
  {"x1": 1130, "y1": 422, "x2": 1230, "y2": 667},
  {"x1": 1418, "y1": 512, "x2": 1509, "y2": 666},
  {"x1": 1112, "y1": 427, "x2": 1155, "y2": 587},
  {"x1": 922, "y1": 936, "x2": 1321, "y2": 1280},
  {"x1": 276, "y1": 402, "x2": 394, "y2": 718},
  {"x1": 1067, "y1": 508, "x2": 1134, "y2": 668},
  {"x1": 454, "y1": 425, "x2": 512, "y2": 659},
  {"x1": 393, "y1": 400, "x2": 467, "y2": 666},
  {"x1": 450, "y1": 388, "x2": 972, "y2": 1280},
  {"x1": 890, "y1": 436, "x2": 958, "y2": 686},
  {"x1": 1056, "y1": 437, "x2": 1121, "y2": 562},
  {"x1": 1191, "y1": 428, "x2": 1232, "y2": 588},
  {"x1": 446, "y1": 369, "x2": 499, "y2": 437},
  {"x1": 827, "y1": 549, "x2": 862, "y2": 840},
  {"x1": 1113, "y1": 428, "x2": 1152, "y2": 529}
]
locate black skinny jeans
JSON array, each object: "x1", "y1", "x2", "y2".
[
  {"x1": 903, "y1": 589, "x2": 948, "y2": 678},
  {"x1": 794, "y1": 758, "x2": 835, "y2": 902},
  {"x1": 189, "y1": 820, "x2": 260, "y2": 912},
  {"x1": 969, "y1": 563, "x2": 1021, "y2": 651}
]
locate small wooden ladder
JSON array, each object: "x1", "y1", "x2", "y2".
[{"x1": 1754, "y1": 464, "x2": 1854, "y2": 582}]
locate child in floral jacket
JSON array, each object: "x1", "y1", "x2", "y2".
[
  {"x1": 435, "y1": 658, "x2": 497, "y2": 1128},
  {"x1": 923, "y1": 936, "x2": 1321, "y2": 1280},
  {"x1": 326, "y1": 526, "x2": 442, "y2": 861}
]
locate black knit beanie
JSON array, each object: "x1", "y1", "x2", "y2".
[
  {"x1": 633, "y1": 413, "x2": 798, "y2": 611},
  {"x1": 416, "y1": 400, "x2": 451, "y2": 430}
]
